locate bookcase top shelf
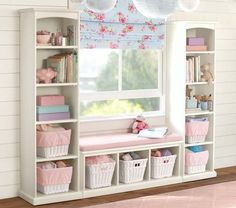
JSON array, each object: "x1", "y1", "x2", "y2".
[
  {"x1": 185, "y1": 82, "x2": 214, "y2": 85},
  {"x1": 36, "y1": 119, "x2": 78, "y2": 125},
  {"x1": 36, "y1": 83, "x2": 78, "y2": 87},
  {"x1": 185, "y1": 111, "x2": 214, "y2": 116},
  {"x1": 186, "y1": 51, "x2": 215, "y2": 55},
  {"x1": 36, "y1": 46, "x2": 79, "y2": 50}
]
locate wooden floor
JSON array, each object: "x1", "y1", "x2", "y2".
[{"x1": 1, "y1": 166, "x2": 236, "y2": 208}]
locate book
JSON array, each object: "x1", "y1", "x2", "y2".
[
  {"x1": 138, "y1": 127, "x2": 168, "y2": 138},
  {"x1": 187, "y1": 37, "x2": 205, "y2": 46},
  {"x1": 186, "y1": 45, "x2": 207, "y2": 51},
  {"x1": 46, "y1": 52, "x2": 78, "y2": 83}
]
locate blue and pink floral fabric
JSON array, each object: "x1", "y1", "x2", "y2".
[{"x1": 80, "y1": 0, "x2": 165, "y2": 49}]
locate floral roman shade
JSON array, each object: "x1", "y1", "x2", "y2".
[{"x1": 80, "y1": 0, "x2": 165, "y2": 49}]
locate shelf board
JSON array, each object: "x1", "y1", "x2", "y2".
[
  {"x1": 183, "y1": 170, "x2": 217, "y2": 182},
  {"x1": 186, "y1": 82, "x2": 214, "y2": 85},
  {"x1": 37, "y1": 154, "x2": 78, "y2": 163},
  {"x1": 36, "y1": 119, "x2": 78, "y2": 125},
  {"x1": 185, "y1": 111, "x2": 214, "y2": 116},
  {"x1": 186, "y1": 51, "x2": 215, "y2": 55},
  {"x1": 36, "y1": 83, "x2": 77, "y2": 87},
  {"x1": 185, "y1": 141, "x2": 213, "y2": 147},
  {"x1": 36, "y1": 45, "x2": 78, "y2": 50}
]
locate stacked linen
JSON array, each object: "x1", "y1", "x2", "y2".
[
  {"x1": 186, "y1": 37, "x2": 207, "y2": 51},
  {"x1": 37, "y1": 95, "x2": 70, "y2": 121}
]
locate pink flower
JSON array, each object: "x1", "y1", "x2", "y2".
[
  {"x1": 96, "y1": 14, "x2": 105, "y2": 21},
  {"x1": 122, "y1": 25, "x2": 134, "y2": 33},
  {"x1": 128, "y1": 3, "x2": 136, "y2": 13},
  {"x1": 117, "y1": 12, "x2": 127, "y2": 24},
  {"x1": 80, "y1": 24, "x2": 85, "y2": 30},
  {"x1": 158, "y1": 34, "x2": 165, "y2": 40},
  {"x1": 119, "y1": 16, "x2": 127, "y2": 24},
  {"x1": 139, "y1": 43, "x2": 145, "y2": 49},
  {"x1": 99, "y1": 25, "x2": 107, "y2": 33},
  {"x1": 146, "y1": 21, "x2": 157, "y2": 31},
  {"x1": 110, "y1": 42, "x2": 118, "y2": 49},
  {"x1": 143, "y1": 35, "x2": 151, "y2": 41},
  {"x1": 126, "y1": 25, "x2": 133, "y2": 32}
]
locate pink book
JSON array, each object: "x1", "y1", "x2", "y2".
[
  {"x1": 37, "y1": 95, "x2": 65, "y2": 106},
  {"x1": 186, "y1": 45, "x2": 207, "y2": 51}
]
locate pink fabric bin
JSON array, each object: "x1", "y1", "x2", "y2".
[
  {"x1": 37, "y1": 129, "x2": 71, "y2": 158},
  {"x1": 37, "y1": 166, "x2": 73, "y2": 194},
  {"x1": 37, "y1": 95, "x2": 65, "y2": 106},
  {"x1": 185, "y1": 121, "x2": 209, "y2": 144},
  {"x1": 185, "y1": 150, "x2": 209, "y2": 174}
]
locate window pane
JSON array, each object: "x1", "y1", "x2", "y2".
[
  {"x1": 80, "y1": 49, "x2": 119, "y2": 92},
  {"x1": 80, "y1": 98, "x2": 160, "y2": 117},
  {"x1": 122, "y1": 50, "x2": 159, "y2": 90}
]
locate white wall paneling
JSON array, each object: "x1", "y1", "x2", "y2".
[{"x1": 0, "y1": 0, "x2": 67, "y2": 200}]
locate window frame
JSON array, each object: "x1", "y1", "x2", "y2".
[{"x1": 80, "y1": 49, "x2": 164, "y2": 121}]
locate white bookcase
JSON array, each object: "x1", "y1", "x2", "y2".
[
  {"x1": 19, "y1": 13, "x2": 217, "y2": 205},
  {"x1": 19, "y1": 9, "x2": 81, "y2": 205},
  {"x1": 166, "y1": 21, "x2": 217, "y2": 181}
]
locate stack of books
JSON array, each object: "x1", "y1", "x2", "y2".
[
  {"x1": 186, "y1": 56, "x2": 201, "y2": 82},
  {"x1": 46, "y1": 52, "x2": 77, "y2": 83},
  {"x1": 186, "y1": 37, "x2": 207, "y2": 51},
  {"x1": 36, "y1": 95, "x2": 70, "y2": 121}
]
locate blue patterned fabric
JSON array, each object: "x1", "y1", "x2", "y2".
[{"x1": 80, "y1": 0, "x2": 165, "y2": 49}]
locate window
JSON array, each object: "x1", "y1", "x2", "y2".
[{"x1": 80, "y1": 49, "x2": 163, "y2": 119}]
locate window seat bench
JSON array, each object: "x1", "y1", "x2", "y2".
[{"x1": 80, "y1": 133, "x2": 183, "y2": 152}]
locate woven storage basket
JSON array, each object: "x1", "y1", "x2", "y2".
[
  {"x1": 119, "y1": 158, "x2": 148, "y2": 184},
  {"x1": 185, "y1": 150, "x2": 209, "y2": 174},
  {"x1": 37, "y1": 166, "x2": 73, "y2": 195},
  {"x1": 151, "y1": 155, "x2": 177, "y2": 179},
  {"x1": 86, "y1": 162, "x2": 116, "y2": 189},
  {"x1": 185, "y1": 121, "x2": 209, "y2": 144},
  {"x1": 37, "y1": 129, "x2": 71, "y2": 158}
]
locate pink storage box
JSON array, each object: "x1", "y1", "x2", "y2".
[
  {"x1": 37, "y1": 166, "x2": 73, "y2": 194},
  {"x1": 37, "y1": 95, "x2": 65, "y2": 106},
  {"x1": 185, "y1": 150, "x2": 209, "y2": 174},
  {"x1": 187, "y1": 37, "x2": 205, "y2": 46},
  {"x1": 37, "y1": 129, "x2": 71, "y2": 158},
  {"x1": 186, "y1": 45, "x2": 207, "y2": 51},
  {"x1": 185, "y1": 121, "x2": 209, "y2": 144}
]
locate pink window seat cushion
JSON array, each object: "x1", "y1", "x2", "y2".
[{"x1": 80, "y1": 133, "x2": 182, "y2": 152}]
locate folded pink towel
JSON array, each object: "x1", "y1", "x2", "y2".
[{"x1": 86, "y1": 155, "x2": 114, "y2": 165}]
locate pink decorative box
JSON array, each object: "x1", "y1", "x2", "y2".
[
  {"x1": 37, "y1": 112, "x2": 70, "y2": 121},
  {"x1": 187, "y1": 37, "x2": 205, "y2": 46},
  {"x1": 37, "y1": 95, "x2": 65, "y2": 106},
  {"x1": 186, "y1": 45, "x2": 207, "y2": 51}
]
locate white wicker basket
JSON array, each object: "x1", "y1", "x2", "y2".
[
  {"x1": 151, "y1": 155, "x2": 177, "y2": 179},
  {"x1": 37, "y1": 145, "x2": 69, "y2": 158},
  {"x1": 37, "y1": 184, "x2": 69, "y2": 195},
  {"x1": 119, "y1": 158, "x2": 148, "y2": 184},
  {"x1": 186, "y1": 135, "x2": 206, "y2": 144},
  {"x1": 86, "y1": 162, "x2": 116, "y2": 189},
  {"x1": 185, "y1": 165, "x2": 206, "y2": 174}
]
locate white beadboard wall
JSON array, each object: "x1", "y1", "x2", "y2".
[
  {"x1": 0, "y1": 0, "x2": 68, "y2": 199},
  {"x1": 169, "y1": 0, "x2": 236, "y2": 169},
  {"x1": 0, "y1": 0, "x2": 235, "y2": 200}
]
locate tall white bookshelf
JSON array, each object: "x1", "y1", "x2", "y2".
[
  {"x1": 19, "y1": 9, "x2": 81, "y2": 205},
  {"x1": 166, "y1": 21, "x2": 217, "y2": 181}
]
